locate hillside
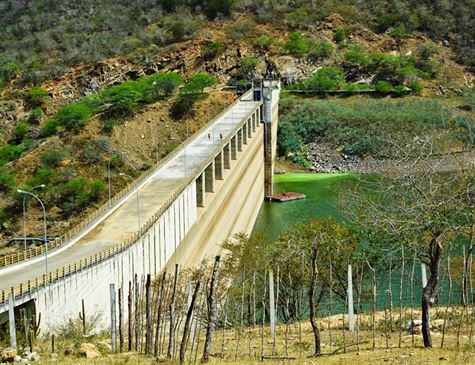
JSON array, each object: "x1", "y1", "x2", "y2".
[{"x1": 0, "y1": 2, "x2": 474, "y2": 248}]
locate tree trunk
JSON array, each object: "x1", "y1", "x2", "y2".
[
  {"x1": 201, "y1": 255, "x2": 221, "y2": 363},
  {"x1": 422, "y1": 234, "x2": 443, "y2": 348},
  {"x1": 309, "y1": 247, "x2": 321, "y2": 355},
  {"x1": 180, "y1": 280, "x2": 200, "y2": 364},
  {"x1": 167, "y1": 264, "x2": 179, "y2": 358}
]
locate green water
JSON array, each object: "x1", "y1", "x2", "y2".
[{"x1": 252, "y1": 173, "x2": 357, "y2": 242}]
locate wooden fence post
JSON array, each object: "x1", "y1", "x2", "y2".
[{"x1": 110, "y1": 284, "x2": 117, "y2": 353}]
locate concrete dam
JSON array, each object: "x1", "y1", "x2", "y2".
[{"x1": 0, "y1": 81, "x2": 280, "y2": 333}]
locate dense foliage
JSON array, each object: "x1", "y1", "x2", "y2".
[{"x1": 278, "y1": 96, "x2": 473, "y2": 157}]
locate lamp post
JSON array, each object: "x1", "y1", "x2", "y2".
[
  {"x1": 21, "y1": 184, "x2": 45, "y2": 255},
  {"x1": 119, "y1": 173, "x2": 141, "y2": 234},
  {"x1": 17, "y1": 189, "x2": 48, "y2": 276}
]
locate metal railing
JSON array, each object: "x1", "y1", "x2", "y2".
[
  {"x1": 0, "y1": 93, "x2": 262, "y2": 306},
  {"x1": 0, "y1": 90, "x2": 256, "y2": 270}
]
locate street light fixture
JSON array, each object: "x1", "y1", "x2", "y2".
[
  {"x1": 17, "y1": 189, "x2": 48, "y2": 277},
  {"x1": 21, "y1": 184, "x2": 45, "y2": 254},
  {"x1": 119, "y1": 173, "x2": 141, "y2": 234}
]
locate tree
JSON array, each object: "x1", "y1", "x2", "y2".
[
  {"x1": 345, "y1": 140, "x2": 474, "y2": 347},
  {"x1": 185, "y1": 72, "x2": 216, "y2": 94}
]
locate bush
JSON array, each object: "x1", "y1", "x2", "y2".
[
  {"x1": 288, "y1": 9, "x2": 309, "y2": 29},
  {"x1": 307, "y1": 41, "x2": 334, "y2": 61},
  {"x1": 225, "y1": 20, "x2": 256, "y2": 40},
  {"x1": 334, "y1": 27, "x2": 347, "y2": 44},
  {"x1": 52, "y1": 102, "x2": 96, "y2": 130},
  {"x1": 29, "y1": 107, "x2": 43, "y2": 123},
  {"x1": 416, "y1": 42, "x2": 438, "y2": 60},
  {"x1": 41, "y1": 149, "x2": 68, "y2": 168},
  {"x1": 408, "y1": 81, "x2": 423, "y2": 94},
  {"x1": 0, "y1": 144, "x2": 24, "y2": 163},
  {"x1": 206, "y1": 0, "x2": 234, "y2": 19},
  {"x1": 0, "y1": 61, "x2": 20, "y2": 82},
  {"x1": 42, "y1": 119, "x2": 59, "y2": 136},
  {"x1": 81, "y1": 137, "x2": 110, "y2": 164},
  {"x1": 101, "y1": 83, "x2": 142, "y2": 117},
  {"x1": 27, "y1": 168, "x2": 56, "y2": 187},
  {"x1": 277, "y1": 122, "x2": 301, "y2": 155},
  {"x1": 239, "y1": 57, "x2": 259, "y2": 75},
  {"x1": 0, "y1": 167, "x2": 15, "y2": 192},
  {"x1": 185, "y1": 72, "x2": 217, "y2": 94},
  {"x1": 375, "y1": 81, "x2": 394, "y2": 94},
  {"x1": 284, "y1": 32, "x2": 310, "y2": 56},
  {"x1": 54, "y1": 178, "x2": 105, "y2": 216},
  {"x1": 25, "y1": 87, "x2": 49, "y2": 107},
  {"x1": 201, "y1": 41, "x2": 223, "y2": 60},
  {"x1": 152, "y1": 72, "x2": 182, "y2": 97},
  {"x1": 13, "y1": 122, "x2": 30, "y2": 143},
  {"x1": 254, "y1": 35, "x2": 275, "y2": 51},
  {"x1": 304, "y1": 66, "x2": 345, "y2": 91},
  {"x1": 345, "y1": 44, "x2": 368, "y2": 65}
]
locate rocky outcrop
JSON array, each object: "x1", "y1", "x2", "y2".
[
  {"x1": 0, "y1": 347, "x2": 17, "y2": 363},
  {"x1": 78, "y1": 343, "x2": 102, "y2": 359},
  {"x1": 306, "y1": 142, "x2": 385, "y2": 173}
]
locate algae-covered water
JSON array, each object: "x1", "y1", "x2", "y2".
[{"x1": 252, "y1": 173, "x2": 357, "y2": 242}]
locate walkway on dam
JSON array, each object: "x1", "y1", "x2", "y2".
[{"x1": 0, "y1": 95, "x2": 261, "y2": 292}]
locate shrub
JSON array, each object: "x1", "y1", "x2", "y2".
[
  {"x1": 307, "y1": 41, "x2": 334, "y2": 61},
  {"x1": 225, "y1": 20, "x2": 256, "y2": 40},
  {"x1": 201, "y1": 41, "x2": 223, "y2": 60},
  {"x1": 185, "y1": 72, "x2": 217, "y2": 94},
  {"x1": 284, "y1": 32, "x2": 310, "y2": 56},
  {"x1": 239, "y1": 57, "x2": 259, "y2": 75},
  {"x1": 375, "y1": 81, "x2": 394, "y2": 94},
  {"x1": 13, "y1": 122, "x2": 30, "y2": 143},
  {"x1": 254, "y1": 35, "x2": 275, "y2": 51},
  {"x1": 52, "y1": 102, "x2": 96, "y2": 130},
  {"x1": 55, "y1": 178, "x2": 105, "y2": 216},
  {"x1": 408, "y1": 81, "x2": 424, "y2": 94},
  {"x1": 277, "y1": 122, "x2": 301, "y2": 156},
  {"x1": 288, "y1": 9, "x2": 309, "y2": 29},
  {"x1": 29, "y1": 107, "x2": 43, "y2": 123},
  {"x1": 0, "y1": 61, "x2": 20, "y2": 82},
  {"x1": 389, "y1": 26, "x2": 410, "y2": 47},
  {"x1": 25, "y1": 87, "x2": 49, "y2": 107},
  {"x1": 152, "y1": 72, "x2": 182, "y2": 97},
  {"x1": 334, "y1": 27, "x2": 347, "y2": 44},
  {"x1": 81, "y1": 137, "x2": 110, "y2": 164},
  {"x1": 42, "y1": 119, "x2": 59, "y2": 136},
  {"x1": 102, "y1": 118, "x2": 119, "y2": 132},
  {"x1": 305, "y1": 66, "x2": 345, "y2": 91},
  {"x1": 416, "y1": 42, "x2": 438, "y2": 60},
  {"x1": 0, "y1": 167, "x2": 15, "y2": 192},
  {"x1": 345, "y1": 45, "x2": 368, "y2": 65},
  {"x1": 206, "y1": 0, "x2": 234, "y2": 19},
  {"x1": 110, "y1": 153, "x2": 124, "y2": 168},
  {"x1": 0, "y1": 144, "x2": 24, "y2": 162},
  {"x1": 27, "y1": 168, "x2": 56, "y2": 187},
  {"x1": 41, "y1": 149, "x2": 68, "y2": 168}
]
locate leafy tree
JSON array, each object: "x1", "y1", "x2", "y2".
[
  {"x1": 206, "y1": 0, "x2": 234, "y2": 19},
  {"x1": 239, "y1": 57, "x2": 258, "y2": 76},
  {"x1": 185, "y1": 72, "x2": 216, "y2": 94},
  {"x1": 277, "y1": 122, "x2": 301, "y2": 155},
  {"x1": 152, "y1": 72, "x2": 182, "y2": 97},
  {"x1": 27, "y1": 168, "x2": 57, "y2": 187},
  {"x1": 284, "y1": 32, "x2": 310, "y2": 56},
  {"x1": 334, "y1": 27, "x2": 347, "y2": 44}
]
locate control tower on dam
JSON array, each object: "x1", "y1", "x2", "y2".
[{"x1": 0, "y1": 81, "x2": 280, "y2": 332}]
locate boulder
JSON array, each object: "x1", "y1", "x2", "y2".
[
  {"x1": 0, "y1": 347, "x2": 18, "y2": 362},
  {"x1": 78, "y1": 343, "x2": 102, "y2": 359}
]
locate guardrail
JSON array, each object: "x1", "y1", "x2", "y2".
[
  {"x1": 0, "y1": 89, "x2": 256, "y2": 270},
  {"x1": 0, "y1": 92, "x2": 262, "y2": 306}
]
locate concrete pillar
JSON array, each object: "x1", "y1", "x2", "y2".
[
  {"x1": 242, "y1": 124, "x2": 248, "y2": 145},
  {"x1": 252, "y1": 114, "x2": 256, "y2": 132},
  {"x1": 215, "y1": 150, "x2": 224, "y2": 180},
  {"x1": 196, "y1": 173, "x2": 205, "y2": 207},
  {"x1": 205, "y1": 161, "x2": 215, "y2": 193},
  {"x1": 223, "y1": 143, "x2": 232, "y2": 169},
  {"x1": 237, "y1": 129, "x2": 243, "y2": 152},
  {"x1": 231, "y1": 136, "x2": 237, "y2": 160},
  {"x1": 247, "y1": 119, "x2": 252, "y2": 138}
]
